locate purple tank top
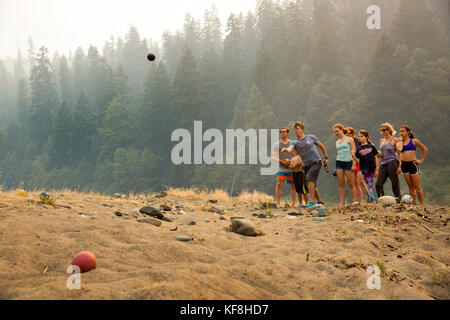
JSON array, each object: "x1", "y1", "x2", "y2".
[{"x1": 380, "y1": 137, "x2": 398, "y2": 165}]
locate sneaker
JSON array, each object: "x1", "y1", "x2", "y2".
[
  {"x1": 352, "y1": 201, "x2": 360, "y2": 205},
  {"x1": 305, "y1": 201, "x2": 318, "y2": 208},
  {"x1": 318, "y1": 201, "x2": 325, "y2": 205}
]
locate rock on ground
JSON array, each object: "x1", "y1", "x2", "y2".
[{"x1": 231, "y1": 219, "x2": 259, "y2": 236}]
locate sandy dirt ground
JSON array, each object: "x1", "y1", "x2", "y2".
[{"x1": 0, "y1": 188, "x2": 448, "y2": 300}]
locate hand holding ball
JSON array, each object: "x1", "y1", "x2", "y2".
[{"x1": 147, "y1": 53, "x2": 156, "y2": 61}]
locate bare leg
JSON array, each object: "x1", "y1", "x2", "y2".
[
  {"x1": 411, "y1": 174, "x2": 424, "y2": 205},
  {"x1": 297, "y1": 193, "x2": 302, "y2": 206},
  {"x1": 403, "y1": 173, "x2": 415, "y2": 204},
  {"x1": 276, "y1": 181, "x2": 284, "y2": 207},
  {"x1": 336, "y1": 169, "x2": 346, "y2": 205},
  {"x1": 307, "y1": 181, "x2": 316, "y2": 203},
  {"x1": 345, "y1": 170, "x2": 356, "y2": 203},
  {"x1": 290, "y1": 184, "x2": 296, "y2": 207},
  {"x1": 353, "y1": 172, "x2": 363, "y2": 203},
  {"x1": 357, "y1": 171, "x2": 368, "y2": 201},
  {"x1": 303, "y1": 192, "x2": 309, "y2": 205},
  {"x1": 314, "y1": 189, "x2": 322, "y2": 203}
]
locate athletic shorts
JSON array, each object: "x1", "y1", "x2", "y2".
[
  {"x1": 355, "y1": 162, "x2": 360, "y2": 172},
  {"x1": 277, "y1": 171, "x2": 294, "y2": 184},
  {"x1": 336, "y1": 160, "x2": 353, "y2": 171},
  {"x1": 303, "y1": 161, "x2": 322, "y2": 184},
  {"x1": 401, "y1": 161, "x2": 420, "y2": 175},
  {"x1": 293, "y1": 171, "x2": 309, "y2": 194}
]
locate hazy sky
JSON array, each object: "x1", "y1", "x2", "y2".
[{"x1": 0, "y1": 0, "x2": 257, "y2": 59}]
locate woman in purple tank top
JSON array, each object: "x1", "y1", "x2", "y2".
[{"x1": 375, "y1": 123, "x2": 401, "y2": 202}]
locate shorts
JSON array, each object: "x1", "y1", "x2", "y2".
[
  {"x1": 303, "y1": 161, "x2": 321, "y2": 184},
  {"x1": 401, "y1": 161, "x2": 420, "y2": 175},
  {"x1": 336, "y1": 160, "x2": 353, "y2": 171},
  {"x1": 293, "y1": 171, "x2": 309, "y2": 194},
  {"x1": 355, "y1": 162, "x2": 360, "y2": 172},
  {"x1": 277, "y1": 171, "x2": 294, "y2": 184}
]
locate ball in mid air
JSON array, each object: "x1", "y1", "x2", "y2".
[
  {"x1": 147, "y1": 53, "x2": 156, "y2": 61},
  {"x1": 72, "y1": 251, "x2": 97, "y2": 273}
]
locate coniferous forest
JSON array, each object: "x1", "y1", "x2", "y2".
[{"x1": 0, "y1": 0, "x2": 449, "y2": 205}]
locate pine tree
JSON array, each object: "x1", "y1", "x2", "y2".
[
  {"x1": 201, "y1": 5, "x2": 223, "y2": 54},
  {"x1": 27, "y1": 37, "x2": 35, "y2": 74},
  {"x1": 161, "y1": 30, "x2": 185, "y2": 80},
  {"x1": 58, "y1": 55, "x2": 73, "y2": 106},
  {"x1": 140, "y1": 61, "x2": 174, "y2": 155},
  {"x1": 72, "y1": 47, "x2": 87, "y2": 99},
  {"x1": 231, "y1": 85, "x2": 277, "y2": 130},
  {"x1": 243, "y1": 85, "x2": 277, "y2": 130},
  {"x1": 103, "y1": 36, "x2": 117, "y2": 67},
  {"x1": 120, "y1": 25, "x2": 149, "y2": 95},
  {"x1": 111, "y1": 65, "x2": 132, "y2": 103},
  {"x1": 241, "y1": 11, "x2": 259, "y2": 79},
  {"x1": 87, "y1": 46, "x2": 115, "y2": 117},
  {"x1": 0, "y1": 60, "x2": 14, "y2": 121},
  {"x1": 253, "y1": 42, "x2": 278, "y2": 105},
  {"x1": 50, "y1": 102, "x2": 72, "y2": 167},
  {"x1": 97, "y1": 98, "x2": 137, "y2": 162},
  {"x1": 71, "y1": 93, "x2": 94, "y2": 163},
  {"x1": 223, "y1": 13, "x2": 245, "y2": 116},
  {"x1": 28, "y1": 47, "x2": 59, "y2": 148},
  {"x1": 183, "y1": 13, "x2": 202, "y2": 59},
  {"x1": 310, "y1": 0, "x2": 345, "y2": 78},
  {"x1": 358, "y1": 33, "x2": 409, "y2": 132},
  {"x1": 282, "y1": 0, "x2": 310, "y2": 80},
  {"x1": 14, "y1": 49, "x2": 26, "y2": 86},
  {"x1": 198, "y1": 47, "x2": 227, "y2": 129},
  {"x1": 392, "y1": 0, "x2": 445, "y2": 56},
  {"x1": 173, "y1": 48, "x2": 210, "y2": 130},
  {"x1": 51, "y1": 51, "x2": 61, "y2": 84},
  {"x1": 16, "y1": 79, "x2": 30, "y2": 140}
]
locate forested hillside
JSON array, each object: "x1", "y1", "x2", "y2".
[{"x1": 0, "y1": 0, "x2": 449, "y2": 204}]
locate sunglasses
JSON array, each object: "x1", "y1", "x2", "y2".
[
  {"x1": 380, "y1": 129, "x2": 389, "y2": 132},
  {"x1": 280, "y1": 130, "x2": 288, "y2": 133}
]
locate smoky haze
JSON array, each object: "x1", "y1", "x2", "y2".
[
  {"x1": 0, "y1": 0, "x2": 256, "y2": 59},
  {"x1": 0, "y1": 0, "x2": 449, "y2": 205}
]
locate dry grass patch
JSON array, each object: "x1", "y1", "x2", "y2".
[
  {"x1": 235, "y1": 190, "x2": 274, "y2": 204},
  {"x1": 165, "y1": 187, "x2": 274, "y2": 205}
]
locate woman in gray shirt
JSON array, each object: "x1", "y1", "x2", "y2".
[{"x1": 375, "y1": 123, "x2": 401, "y2": 202}]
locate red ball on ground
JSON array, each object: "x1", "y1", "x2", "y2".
[{"x1": 72, "y1": 251, "x2": 97, "y2": 273}]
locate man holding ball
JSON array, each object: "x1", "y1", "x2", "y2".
[{"x1": 281, "y1": 122, "x2": 329, "y2": 208}]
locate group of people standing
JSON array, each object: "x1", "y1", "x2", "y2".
[{"x1": 273, "y1": 122, "x2": 428, "y2": 208}]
